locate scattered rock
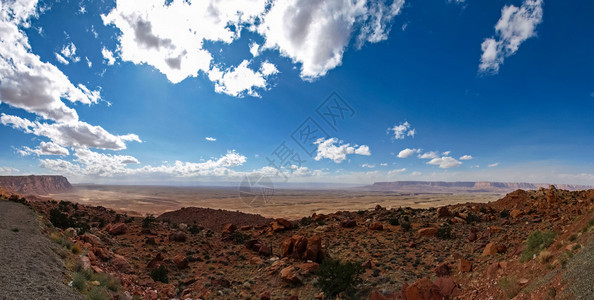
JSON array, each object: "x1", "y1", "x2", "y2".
[
  {"x1": 369, "y1": 222, "x2": 384, "y2": 231},
  {"x1": 304, "y1": 235, "x2": 322, "y2": 262},
  {"x1": 482, "y1": 242, "x2": 498, "y2": 256},
  {"x1": 112, "y1": 255, "x2": 133, "y2": 273},
  {"x1": 433, "y1": 276, "x2": 461, "y2": 298},
  {"x1": 418, "y1": 227, "x2": 438, "y2": 237},
  {"x1": 341, "y1": 219, "x2": 357, "y2": 228},
  {"x1": 107, "y1": 223, "x2": 128, "y2": 235},
  {"x1": 280, "y1": 266, "x2": 302, "y2": 284},
  {"x1": 510, "y1": 209, "x2": 524, "y2": 218},
  {"x1": 170, "y1": 231, "x2": 187, "y2": 242},
  {"x1": 437, "y1": 206, "x2": 451, "y2": 218},
  {"x1": 405, "y1": 277, "x2": 443, "y2": 300},
  {"x1": 173, "y1": 254, "x2": 189, "y2": 269},
  {"x1": 459, "y1": 258, "x2": 472, "y2": 272},
  {"x1": 434, "y1": 263, "x2": 450, "y2": 277},
  {"x1": 222, "y1": 223, "x2": 237, "y2": 234}
]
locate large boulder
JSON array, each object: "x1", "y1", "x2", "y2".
[
  {"x1": 303, "y1": 235, "x2": 322, "y2": 262},
  {"x1": 280, "y1": 266, "x2": 302, "y2": 284},
  {"x1": 369, "y1": 222, "x2": 384, "y2": 231},
  {"x1": 173, "y1": 254, "x2": 189, "y2": 269},
  {"x1": 222, "y1": 223, "x2": 237, "y2": 234},
  {"x1": 170, "y1": 231, "x2": 187, "y2": 242},
  {"x1": 112, "y1": 255, "x2": 133, "y2": 273},
  {"x1": 482, "y1": 242, "x2": 498, "y2": 256},
  {"x1": 418, "y1": 227, "x2": 438, "y2": 237},
  {"x1": 107, "y1": 223, "x2": 127, "y2": 236},
  {"x1": 405, "y1": 277, "x2": 443, "y2": 300},
  {"x1": 433, "y1": 277, "x2": 461, "y2": 298}
]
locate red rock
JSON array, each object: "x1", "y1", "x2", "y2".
[
  {"x1": 408, "y1": 241, "x2": 416, "y2": 248},
  {"x1": 240, "y1": 225, "x2": 253, "y2": 231},
  {"x1": 496, "y1": 245, "x2": 507, "y2": 253},
  {"x1": 304, "y1": 235, "x2": 322, "y2": 262},
  {"x1": 80, "y1": 256, "x2": 91, "y2": 270},
  {"x1": 250, "y1": 256, "x2": 264, "y2": 265},
  {"x1": 170, "y1": 231, "x2": 187, "y2": 242},
  {"x1": 107, "y1": 223, "x2": 127, "y2": 235},
  {"x1": 369, "y1": 222, "x2": 384, "y2": 230},
  {"x1": 468, "y1": 232, "x2": 477, "y2": 242},
  {"x1": 212, "y1": 278, "x2": 231, "y2": 288},
  {"x1": 93, "y1": 247, "x2": 110, "y2": 261},
  {"x1": 312, "y1": 213, "x2": 327, "y2": 222},
  {"x1": 258, "y1": 245, "x2": 271, "y2": 256},
  {"x1": 270, "y1": 221, "x2": 286, "y2": 232},
  {"x1": 437, "y1": 206, "x2": 450, "y2": 218},
  {"x1": 276, "y1": 218, "x2": 293, "y2": 229},
  {"x1": 259, "y1": 291, "x2": 271, "y2": 300},
  {"x1": 341, "y1": 219, "x2": 357, "y2": 228},
  {"x1": 245, "y1": 239, "x2": 261, "y2": 251},
  {"x1": 405, "y1": 277, "x2": 443, "y2": 300},
  {"x1": 79, "y1": 234, "x2": 102, "y2": 246},
  {"x1": 292, "y1": 235, "x2": 308, "y2": 257},
  {"x1": 281, "y1": 238, "x2": 294, "y2": 257},
  {"x1": 510, "y1": 209, "x2": 523, "y2": 218},
  {"x1": 297, "y1": 262, "x2": 319, "y2": 275},
  {"x1": 86, "y1": 250, "x2": 97, "y2": 262},
  {"x1": 361, "y1": 260, "x2": 373, "y2": 269},
  {"x1": 433, "y1": 277, "x2": 461, "y2": 298},
  {"x1": 173, "y1": 254, "x2": 189, "y2": 269},
  {"x1": 418, "y1": 227, "x2": 438, "y2": 237},
  {"x1": 287, "y1": 296, "x2": 299, "y2": 300},
  {"x1": 375, "y1": 204, "x2": 384, "y2": 211},
  {"x1": 280, "y1": 266, "x2": 302, "y2": 284},
  {"x1": 486, "y1": 262, "x2": 501, "y2": 278},
  {"x1": 222, "y1": 223, "x2": 237, "y2": 234},
  {"x1": 369, "y1": 291, "x2": 388, "y2": 300},
  {"x1": 112, "y1": 255, "x2": 133, "y2": 273},
  {"x1": 145, "y1": 237, "x2": 156, "y2": 245},
  {"x1": 434, "y1": 263, "x2": 450, "y2": 277},
  {"x1": 147, "y1": 253, "x2": 164, "y2": 269},
  {"x1": 489, "y1": 226, "x2": 503, "y2": 234},
  {"x1": 459, "y1": 258, "x2": 472, "y2": 272},
  {"x1": 482, "y1": 242, "x2": 498, "y2": 256}
]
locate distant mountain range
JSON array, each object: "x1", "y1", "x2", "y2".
[{"x1": 359, "y1": 181, "x2": 593, "y2": 193}]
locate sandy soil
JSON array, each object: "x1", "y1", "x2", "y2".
[
  {"x1": 48, "y1": 185, "x2": 502, "y2": 219},
  {"x1": 0, "y1": 200, "x2": 81, "y2": 300}
]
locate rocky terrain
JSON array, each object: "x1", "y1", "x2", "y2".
[
  {"x1": 362, "y1": 181, "x2": 593, "y2": 194},
  {"x1": 0, "y1": 175, "x2": 73, "y2": 195},
  {"x1": 2, "y1": 184, "x2": 593, "y2": 299}
]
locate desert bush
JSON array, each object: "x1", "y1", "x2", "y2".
[
  {"x1": 498, "y1": 275, "x2": 521, "y2": 299},
  {"x1": 500, "y1": 209, "x2": 510, "y2": 218},
  {"x1": 388, "y1": 218, "x2": 399, "y2": 226},
  {"x1": 537, "y1": 250, "x2": 553, "y2": 264},
  {"x1": 72, "y1": 271, "x2": 88, "y2": 291},
  {"x1": 436, "y1": 225, "x2": 454, "y2": 239},
  {"x1": 49, "y1": 208, "x2": 75, "y2": 229},
  {"x1": 86, "y1": 287, "x2": 109, "y2": 300},
  {"x1": 315, "y1": 258, "x2": 363, "y2": 299},
  {"x1": 227, "y1": 231, "x2": 251, "y2": 244},
  {"x1": 92, "y1": 273, "x2": 120, "y2": 292},
  {"x1": 142, "y1": 214, "x2": 156, "y2": 229},
  {"x1": 150, "y1": 265, "x2": 169, "y2": 283},
  {"x1": 465, "y1": 213, "x2": 481, "y2": 224},
  {"x1": 188, "y1": 224, "x2": 203, "y2": 234},
  {"x1": 71, "y1": 244, "x2": 81, "y2": 255},
  {"x1": 520, "y1": 230, "x2": 555, "y2": 262}
]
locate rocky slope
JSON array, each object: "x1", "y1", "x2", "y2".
[
  {"x1": 362, "y1": 181, "x2": 592, "y2": 193},
  {"x1": 0, "y1": 175, "x2": 73, "y2": 195},
  {"x1": 6, "y1": 186, "x2": 593, "y2": 300}
]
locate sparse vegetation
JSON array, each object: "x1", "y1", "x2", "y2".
[
  {"x1": 86, "y1": 287, "x2": 109, "y2": 300},
  {"x1": 520, "y1": 230, "x2": 555, "y2": 262},
  {"x1": 498, "y1": 275, "x2": 522, "y2": 299},
  {"x1": 436, "y1": 225, "x2": 453, "y2": 239},
  {"x1": 150, "y1": 265, "x2": 169, "y2": 283},
  {"x1": 500, "y1": 209, "x2": 510, "y2": 218},
  {"x1": 11, "y1": 227, "x2": 19, "y2": 232},
  {"x1": 388, "y1": 217, "x2": 399, "y2": 226},
  {"x1": 142, "y1": 214, "x2": 156, "y2": 229},
  {"x1": 315, "y1": 257, "x2": 363, "y2": 299},
  {"x1": 188, "y1": 224, "x2": 203, "y2": 234},
  {"x1": 537, "y1": 250, "x2": 553, "y2": 264}
]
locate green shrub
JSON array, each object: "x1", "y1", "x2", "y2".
[
  {"x1": 72, "y1": 272, "x2": 88, "y2": 291},
  {"x1": 500, "y1": 210, "x2": 510, "y2": 218},
  {"x1": 400, "y1": 221, "x2": 412, "y2": 232},
  {"x1": 87, "y1": 287, "x2": 109, "y2": 300},
  {"x1": 49, "y1": 208, "x2": 74, "y2": 229},
  {"x1": 188, "y1": 224, "x2": 203, "y2": 234},
  {"x1": 465, "y1": 213, "x2": 481, "y2": 224},
  {"x1": 388, "y1": 218, "x2": 399, "y2": 226},
  {"x1": 150, "y1": 265, "x2": 169, "y2": 283},
  {"x1": 142, "y1": 214, "x2": 156, "y2": 229},
  {"x1": 315, "y1": 258, "x2": 363, "y2": 299},
  {"x1": 520, "y1": 230, "x2": 555, "y2": 262},
  {"x1": 92, "y1": 273, "x2": 120, "y2": 292}
]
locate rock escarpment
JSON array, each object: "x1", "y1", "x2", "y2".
[{"x1": 0, "y1": 175, "x2": 73, "y2": 195}]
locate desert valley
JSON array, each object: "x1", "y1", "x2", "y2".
[{"x1": 1, "y1": 175, "x2": 593, "y2": 300}]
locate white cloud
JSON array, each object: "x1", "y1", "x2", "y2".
[
  {"x1": 60, "y1": 42, "x2": 80, "y2": 63},
  {"x1": 314, "y1": 137, "x2": 371, "y2": 163},
  {"x1": 442, "y1": 151, "x2": 451, "y2": 156},
  {"x1": 0, "y1": 166, "x2": 20, "y2": 175},
  {"x1": 249, "y1": 42, "x2": 260, "y2": 57},
  {"x1": 427, "y1": 156, "x2": 462, "y2": 169},
  {"x1": 388, "y1": 121, "x2": 415, "y2": 139},
  {"x1": 55, "y1": 52, "x2": 69, "y2": 64},
  {"x1": 259, "y1": 0, "x2": 404, "y2": 79},
  {"x1": 209, "y1": 60, "x2": 278, "y2": 97},
  {"x1": 19, "y1": 141, "x2": 69, "y2": 156},
  {"x1": 85, "y1": 57, "x2": 92, "y2": 68},
  {"x1": 387, "y1": 167, "x2": 406, "y2": 176},
  {"x1": 205, "y1": 137, "x2": 216, "y2": 142},
  {"x1": 418, "y1": 151, "x2": 439, "y2": 159},
  {"x1": 1, "y1": 114, "x2": 140, "y2": 150},
  {"x1": 488, "y1": 162, "x2": 499, "y2": 168},
  {"x1": 101, "y1": 47, "x2": 116, "y2": 65},
  {"x1": 459, "y1": 155, "x2": 473, "y2": 160},
  {"x1": 361, "y1": 163, "x2": 375, "y2": 168},
  {"x1": 397, "y1": 148, "x2": 419, "y2": 158},
  {"x1": 380, "y1": 163, "x2": 388, "y2": 167},
  {"x1": 411, "y1": 171, "x2": 422, "y2": 176},
  {"x1": 479, "y1": 0, "x2": 543, "y2": 73},
  {"x1": 0, "y1": 1, "x2": 102, "y2": 123}
]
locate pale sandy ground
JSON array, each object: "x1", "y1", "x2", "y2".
[
  {"x1": 48, "y1": 185, "x2": 503, "y2": 219},
  {"x1": 0, "y1": 200, "x2": 82, "y2": 300}
]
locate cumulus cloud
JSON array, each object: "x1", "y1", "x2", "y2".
[
  {"x1": 19, "y1": 141, "x2": 69, "y2": 156},
  {"x1": 459, "y1": 155, "x2": 473, "y2": 160},
  {"x1": 397, "y1": 148, "x2": 420, "y2": 158},
  {"x1": 0, "y1": 2, "x2": 101, "y2": 123},
  {"x1": 209, "y1": 60, "x2": 278, "y2": 97},
  {"x1": 101, "y1": 47, "x2": 116, "y2": 65},
  {"x1": 387, "y1": 167, "x2": 406, "y2": 176},
  {"x1": 427, "y1": 156, "x2": 462, "y2": 168},
  {"x1": 479, "y1": 0, "x2": 543, "y2": 73},
  {"x1": 314, "y1": 137, "x2": 371, "y2": 163},
  {"x1": 103, "y1": 0, "x2": 404, "y2": 94},
  {"x1": 388, "y1": 121, "x2": 415, "y2": 139},
  {"x1": 205, "y1": 137, "x2": 216, "y2": 142},
  {"x1": 418, "y1": 151, "x2": 439, "y2": 159},
  {"x1": 488, "y1": 162, "x2": 499, "y2": 168},
  {"x1": 259, "y1": 0, "x2": 404, "y2": 79},
  {"x1": 1, "y1": 114, "x2": 140, "y2": 150},
  {"x1": 59, "y1": 42, "x2": 80, "y2": 63},
  {"x1": 0, "y1": 166, "x2": 19, "y2": 175}
]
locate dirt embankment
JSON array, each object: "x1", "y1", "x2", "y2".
[{"x1": 0, "y1": 200, "x2": 81, "y2": 299}]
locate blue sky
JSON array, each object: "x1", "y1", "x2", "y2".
[{"x1": 0, "y1": 0, "x2": 593, "y2": 185}]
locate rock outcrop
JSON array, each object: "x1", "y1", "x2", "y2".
[{"x1": 0, "y1": 175, "x2": 73, "y2": 195}]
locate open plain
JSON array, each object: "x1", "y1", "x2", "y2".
[{"x1": 48, "y1": 184, "x2": 502, "y2": 219}]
